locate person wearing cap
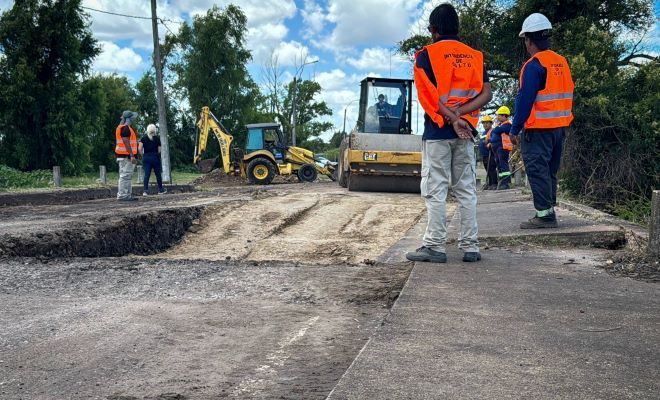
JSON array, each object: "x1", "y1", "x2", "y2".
[
  {"x1": 115, "y1": 110, "x2": 139, "y2": 201},
  {"x1": 479, "y1": 116, "x2": 498, "y2": 189},
  {"x1": 138, "y1": 124, "x2": 167, "y2": 196},
  {"x1": 489, "y1": 106, "x2": 513, "y2": 189},
  {"x1": 407, "y1": 3, "x2": 492, "y2": 264},
  {"x1": 509, "y1": 13, "x2": 574, "y2": 228}
]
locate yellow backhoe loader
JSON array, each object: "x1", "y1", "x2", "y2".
[
  {"x1": 194, "y1": 106, "x2": 335, "y2": 185},
  {"x1": 337, "y1": 77, "x2": 422, "y2": 192}
]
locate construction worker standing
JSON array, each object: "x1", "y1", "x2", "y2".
[
  {"x1": 406, "y1": 3, "x2": 492, "y2": 263},
  {"x1": 479, "y1": 116, "x2": 498, "y2": 189},
  {"x1": 115, "y1": 110, "x2": 139, "y2": 201},
  {"x1": 509, "y1": 13, "x2": 574, "y2": 228},
  {"x1": 489, "y1": 106, "x2": 513, "y2": 189}
]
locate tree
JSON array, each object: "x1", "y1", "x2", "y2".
[
  {"x1": 164, "y1": 4, "x2": 263, "y2": 149},
  {"x1": 0, "y1": 0, "x2": 99, "y2": 173},
  {"x1": 280, "y1": 79, "x2": 333, "y2": 147},
  {"x1": 80, "y1": 74, "x2": 136, "y2": 170}
]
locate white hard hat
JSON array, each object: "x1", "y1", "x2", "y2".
[{"x1": 519, "y1": 13, "x2": 552, "y2": 37}]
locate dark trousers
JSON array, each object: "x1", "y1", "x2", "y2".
[
  {"x1": 521, "y1": 128, "x2": 565, "y2": 211},
  {"x1": 142, "y1": 153, "x2": 163, "y2": 192},
  {"x1": 482, "y1": 152, "x2": 498, "y2": 186},
  {"x1": 492, "y1": 144, "x2": 511, "y2": 185}
]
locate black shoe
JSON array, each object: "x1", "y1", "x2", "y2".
[
  {"x1": 497, "y1": 184, "x2": 510, "y2": 190},
  {"x1": 406, "y1": 246, "x2": 447, "y2": 263},
  {"x1": 462, "y1": 252, "x2": 481, "y2": 262},
  {"x1": 520, "y1": 214, "x2": 558, "y2": 229},
  {"x1": 118, "y1": 197, "x2": 138, "y2": 202},
  {"x1": 487, "y1": 185, "x2": 498, "y2": 190}
]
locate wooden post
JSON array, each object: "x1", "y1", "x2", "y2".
[
  {"x1": 53, "y1": 166, "x2": 61, "y2": 188},
  {"x1": 650, "y1": 190, "x2": 660, "y2": 258},
  {"x1": 136, "y1": 165, "x2": 144, "y2": 184},
  {"x1": 99, "y1": 165, "x2": 107, "y2": 185}
]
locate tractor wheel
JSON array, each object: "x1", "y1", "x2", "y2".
[
  {"x1": 246, "y1": 157, "x2": 276, "y2": 185},
  {"x1": 297, "y1": 163, "x2": 318, "y2": 182}
]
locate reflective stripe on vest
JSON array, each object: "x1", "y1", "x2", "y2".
[
  {"x1": 115, "y1": 124, "x2": 138, "y2": 155},
  {"x1": 520, "y1": 50, "x2": 575, "y2": 129},
  {"x1": 414, "y1": 40, "x2": 484, "y2": 129}
]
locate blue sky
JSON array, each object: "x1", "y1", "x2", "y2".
[{"x1": 0, "y1": 0, "x2": 658, "y2": 139}]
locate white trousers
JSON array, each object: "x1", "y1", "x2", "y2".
[
  {"x1": 421, "y1": 139, "x2": 479, "y2": 253},
  {"x1": 117, "y1": 158, "x2": 135, "y2": 199}
]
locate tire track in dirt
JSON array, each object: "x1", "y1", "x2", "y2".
[
  {"x1": 158, "y1": 193, "x2": 321, "y2": 261},
  {"x1": 247, "y1": 192, "x2": 426, "y2": 264}
]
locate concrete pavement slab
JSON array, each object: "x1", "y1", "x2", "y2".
[{"x1": 328, "y1": 248, "x2": 659, "y2": 399}]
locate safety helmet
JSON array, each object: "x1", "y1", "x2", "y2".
[
  {"x1": 496, "y1": 106, "x2": 511, "y2": 116},
  {"x1": 481, "y1": 115, "x2": 494, "y2": 123},
  {"x1": 519, "y1": 13, "x2": 552, "y2": 37}
]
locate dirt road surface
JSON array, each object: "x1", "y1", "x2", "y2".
[{"x1": 0, "y1": 181, "x2": 428, "y2": 399}]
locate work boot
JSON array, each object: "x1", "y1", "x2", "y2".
[
  {"x1": 520, "y1": 214, "x2": 558, "y2": 229},
  {"x1": 405, "y1": 246, "x2": 447, "y2": 263},
  {"x1": 462, "y1": 252, "x2": 481, "y2": 262}
]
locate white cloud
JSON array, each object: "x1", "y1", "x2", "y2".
[
  {"x1": 92, "y1": 41, "x2": 144, "y2": 73},
  {"x1": 345, "y1": 47, "x2": 408, "y2": 71},
  {"x1": 325, "y1": 0, "x2": 422, "y2": 51},
  {"x1": 301, "y1": 0, "x2": 326, "y2": 37}
]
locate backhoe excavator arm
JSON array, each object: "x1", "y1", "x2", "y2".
[{"x1": 194, "y1": 106, "x2": 235, "y2": 174}]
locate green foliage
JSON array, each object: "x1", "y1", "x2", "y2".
[
  {"x1": 0, "y1": 0, "x2": 99, "y2": 174},
  {"x1": 165, "y1": 4, "x2": 262, "y2": 150},
  {"x1": 280, "y1": 79, "x2": 333, "y2": 147},
  {"x1": 0, "y1": 165, "x2": 52, "y2": 190},
  {"x1": 81, "y1": 74, "x2": 137, "y2": 171}
]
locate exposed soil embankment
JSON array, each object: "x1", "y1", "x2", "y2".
[
  {"x1": 0, "y1": 206, "x2": 203, "y2": 258},
  {"x1": 0, "y1": 185, "x2": 195, "y2": 207}
]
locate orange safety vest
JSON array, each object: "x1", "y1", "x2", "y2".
[
  {"x1": 500, "y1": 120, "x2": 512, "y2": 151},
  {"x1": 115, "y1": 124, "x2": 138, "y2": 156},
  {"x1": 520, "y1": 50, "x2": 574, "y2": 129},
  {"x1": 414, "y1": 40, "x2": 484, "y2": 129}
]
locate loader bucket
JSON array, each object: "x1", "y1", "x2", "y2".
[{"x1": 196, "y1": 158, "x2": 218, "y2": 174}]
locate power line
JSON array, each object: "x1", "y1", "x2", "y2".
[{"x1": 81, "y1": 6, "x2": 183, "y2": 24}]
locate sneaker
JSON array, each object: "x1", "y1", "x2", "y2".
[
  {"x1": 118, "y1": 197, "x2": 138, "y2": 202},
  {"x1": 462, "y1": 252, "x2": 481, "y2": 262},
  {"x1": 520, "y1": 214, "x2": 558, "y2": 229},
  {"x1": 405, "y1": 246, "x2": 447, "y2": 263},
  {"x1": 158, "y1": 189, "x2": 167, "y2": 195},
  {"x1": 143, "y1": 192, "x2": 148, "y2": 197}
]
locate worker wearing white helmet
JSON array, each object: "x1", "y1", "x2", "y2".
[{"x1": 510, "y1": 13, "x2": 575, "y2": 229}]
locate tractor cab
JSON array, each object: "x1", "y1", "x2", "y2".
[
  {"x1": 357, "y1": 77, "x2": 414, "y2": 135},
  {"x1": 245, "y1": 123, "x2": 287, "y2": 161}
]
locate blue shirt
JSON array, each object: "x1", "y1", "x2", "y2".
[
  {"x1": 489, "y1": 122, "x2": 512, "y2": 145},
  {"x1": 478, "y1": 133, "x2": 489, "y2": 157},
  {"x1": 510, "y1": 58, "x2": 547, "y2": 136},
  {"x1": 416, "y1": 36, "x2": 490, "y2": 140}
]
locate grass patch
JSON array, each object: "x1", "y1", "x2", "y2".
[{"x1": 0, "y1": 165, "x2": 200, "y2": 192}]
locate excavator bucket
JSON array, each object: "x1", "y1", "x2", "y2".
[{"x1": 196, "y1": 157, "x2": 218, "y2": 174}]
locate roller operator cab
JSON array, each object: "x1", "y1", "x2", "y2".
[{"x1": 338, "y1": 77, "x2": 422, "y2": 192}]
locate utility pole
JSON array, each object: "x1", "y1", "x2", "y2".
[
  {"x1": 151, "y1": 0, "x2": 171, "y2": 182},
  {"x1": 290, "y1": 59, "x2": 318, "y2": 147}
]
